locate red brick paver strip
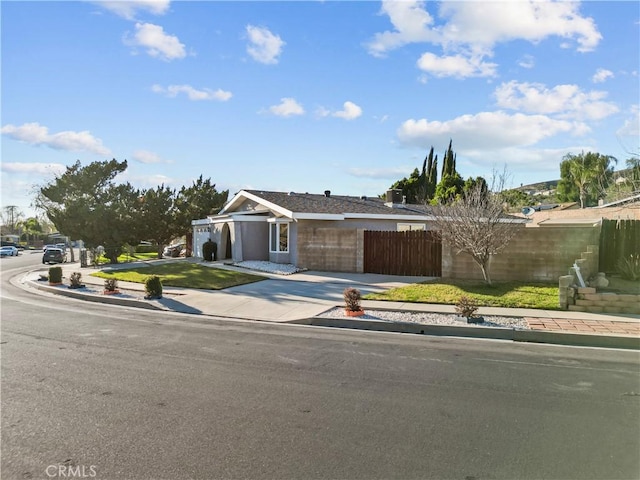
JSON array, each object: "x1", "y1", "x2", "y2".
[{"x1": 525, "y1": 317, "x2": 640, "y2": 336}]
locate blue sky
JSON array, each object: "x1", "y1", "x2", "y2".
[{"x1": 2, "y1": 0, "x2": 639, "y2": 218}]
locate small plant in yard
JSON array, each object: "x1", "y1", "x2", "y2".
[
  {"x1": 48, "y1": 266, "x2": 63, "y2": 284},
  {"x1": 455, "y1": 295, "x2": 480, "y2": 322},
  {"x1": 69, "y1": 271, "x2": 84, "y2": 289},
  {"x1": 617, "y1": 254, "x2": 640, "y2": 281},
  {"x1": 144, "y1": 275, "x2": 163, "y2": 299},
  {"x1": 344, "y1": 287, "x2": 363, "y2": 313},
  {"x1": 104, "y1": 278, "x2": 119, "y2": 293}
]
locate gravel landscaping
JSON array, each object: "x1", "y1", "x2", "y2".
[
  {"x1": 319, "y1": 307, "x2": 529, "y2": 330},
  {"x1": 232, "y1": 260, "x2": 307, "y2": 275}
]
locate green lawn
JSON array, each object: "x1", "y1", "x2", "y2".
[
  {"x1": 364, "y1": 280, "x2": 560, "y2": 310},
  {"x1": 95, "y1": 252, "x2": 158, "y2": 264},
  {"x1": 91, "y1": 262, "x2": 265, "y2": 290}
]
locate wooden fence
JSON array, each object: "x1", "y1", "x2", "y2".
[
  {"x1": 364, "y1": 230, "x2": 441, "y2": 276},
  {"x1": 599, "y1": 219, "x2": 640, "y2": 273}
]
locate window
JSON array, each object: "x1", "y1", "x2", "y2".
[
  {"x1": 397, "y1": 223, "x2": 426, "y2": 232},
  {"x1": 270, "y1": 223, "x2": 289, "y2": 253}
]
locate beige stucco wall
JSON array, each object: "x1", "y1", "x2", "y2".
[{"x1": 442, "y1": 225, "x2": 600, "y2": 283}]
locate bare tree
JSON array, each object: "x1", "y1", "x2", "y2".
[{"x1": 429, "y1": 177, "x2": 521, "y2": 286}]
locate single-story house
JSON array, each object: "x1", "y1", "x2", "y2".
[
  {"x1": 193, "y1": 189, "x2": 444, "y2": 273},
  {"x1": 192, "y1": 188, "x2": 615, "y2": 283}
]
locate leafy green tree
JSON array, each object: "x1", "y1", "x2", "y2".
[
  {"x1": 432, "y1": 140, "x2": 463, "y2": 203},
  {"x1": 18, "y1": 217, "x2": 44, "y2": 244},
  {"x1": 463, "y1": 177, "x2": 488, "y2": 200},
  {"x1": 556, "y1": 151, "x2": 617, "y2": 208},
  {"x1": 421, "y1": 147, "x2": 438, "y2": 202},
  {"x1": 137, "y1": 184, "x2": 177, "y2": 258},
  {"x1": 174, "y1": 175, "x2": 229, "y2": 236},
  {"x1": 626, "y1": 157, "x2": 640, "y2": 190},
  {"x1": 500, "y1": 189, "x2": 532, "y2": 211},
  {"x1": 441, "y1": 139, "x2": 456, "y2": 178},
  {"x1": 36, "y1": 159, "x2": 139, "y2": 263},
  {"x1": 432, "y1": 173, "x2": 465, "y2": 205}
]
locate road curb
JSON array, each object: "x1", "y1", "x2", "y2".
[
  {"x1": 21, "y1": 274, "x2": 640, "y2": 350},
  {"x1": 301, "y1": 316, "x2": 640, "y2": 350},
  {"x1": 28, "y1": 280, "x2": 163, "y2": 311}
]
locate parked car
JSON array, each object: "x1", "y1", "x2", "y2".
[
  {"x1": 43, "y1": 244, "x2": 58, "y2": 252},
  {"x1": 43, "y1": 247, "x2": 65, "y2": 264},
  {"x1": 0, "y1": 246, "x2": 19, "y2": 257},
  {"x1": 163, "y1": 243, "x2": 185, "y2": 258}
]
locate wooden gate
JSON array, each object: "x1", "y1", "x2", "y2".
[
  {"x1": 364, "y1": 230, "x2": 441, "y2": 276},
  {"x1": 599, "y1": 219, "x2": 640, "y2": 273}
]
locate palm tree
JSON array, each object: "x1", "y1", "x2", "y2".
[{"x1": 559, "y1": 152, "x2": 617, "y2": 208}]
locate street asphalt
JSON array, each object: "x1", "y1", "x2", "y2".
[{"x1": 16, "y1": 255, "x2": 640, "y2": 350}]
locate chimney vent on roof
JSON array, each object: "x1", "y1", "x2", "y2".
[
  {"x1": 360, "y1": 195, "x2": 367, "y2": 200},
  {"x1": 385, "y1": 189, "x2": 403, "y2": 204},
  {"x1": 324, "y1": 190, "x2": 331, "y2": 197}
]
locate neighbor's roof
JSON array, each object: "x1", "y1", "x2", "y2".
[{"x1": 220, "y1": 189, "x2": 433, "y2": 219}]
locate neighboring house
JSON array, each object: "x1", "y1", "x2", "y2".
[
  {"x1": 193, "y1": 189, "x2": 440, "y2": 273},
  {"x1": 518, "y1": 194, "x2": 640, "y2": 227}
]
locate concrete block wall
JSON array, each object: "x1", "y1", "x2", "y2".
[
  {"x1": 569, "y1": 287, "x2": 640, "y2": 315},
  {"x1": 443, "y1": 226, "x2": 600, "y2": 283},
  {"x1": 297, "y1": 226, "x2": 358, "y2": 272}
]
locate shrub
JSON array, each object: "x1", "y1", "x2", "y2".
[
  {"x1": 455, "y1": 295, "x2": 479, "y2": 318},
  {"x1": 104, "y1": 278, "x2": 118, "y2": 292},
  {"x1": 48, "y1": 266, "x2": 63, "y2": 284},
  {"x1": 69, "y1": 271, "x2": 83, "y2": 288},
  {"x1": 202, "y1": 240, "x2": 217, "y2": 262},
  {"x1": 343, "y1": 287, "x2": 362, "y2": 312},
  {"x1": 145, "y1": 275, "x2": 163, "y2": 299},
  {"x1": 617, "y1": 254, "x2": 640, "y2": 281}
]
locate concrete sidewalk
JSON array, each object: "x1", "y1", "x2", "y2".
[{"x1": 21, "y1": 258, "x2": 640, "y2": 349}]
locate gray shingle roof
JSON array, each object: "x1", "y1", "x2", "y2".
[{"x1": 243, "y1": 190, "x2": 431, "y2": 216}]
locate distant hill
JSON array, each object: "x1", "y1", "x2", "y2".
[
  {"x1": 515, "y1": 167, "x2": 635, "y2": 194},
  {"x1": 516, "y1": 180, "x2": 559, "y2": 192}
]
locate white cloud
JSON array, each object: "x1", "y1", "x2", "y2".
[
  {"x1": 246, "y1": 25, "x2": 285, "y2": 64},
  {"x1": 315, "y1": 106, "x2": 331, "y2": 118},
  {"x1": 268, "y1": 98, "x2": 304, "y2": 117},
  {"x1": 95, "y1": 0, "x2": 170, "y2": 20},
  {"x1": 132, "y1": 150, "x2": 171, "y2": 164},
  {"x1": 366, "y1": 0, "x2": 601, "y2": 79},
  {"x1": 1, "y1": 122, "x2": 111, "y2": 155},
  {"x1": 316, "y1": 101, "x2": 363, "y2": 120},
  {"x1": 1, "y1": 162, "x2": 66, "y2": 176},
  {"x1": 494, "y1": 81, "x2": 619, "y2": 120},
  {"x1": 592, "y1": 68, "x2": 614, "y2": 83},
  {"x1": 366, "y1": 0, "x2": 437, "y2": 57},
  {"x1": 333, "y1": 101, "x2": 363, "y2": 120},
  {"x1": 616, "y1": 105, "x2": 640, "y2": 137},
  {"x1": 436, "y1": 1, "x2": 601, "y2": 53},
  {"x1": 151, "y1": 84, "x2": 232, "y2": 101},
  {"x1": 397, "y1": 112, "x2": 584, "y2": 150},
  {"x1": 124, "y1": 22, "x2": 186, "y2": 61},
  {"x1": 417, "y1": 52, "x2": 497, "y2": 78},
  {"x1": 518, "y1": 54, "x2": 535, "y2": 69}
]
